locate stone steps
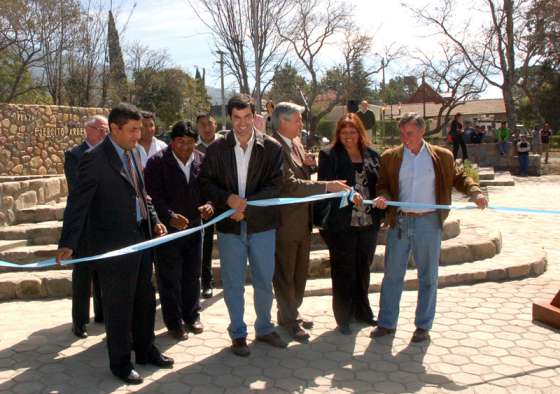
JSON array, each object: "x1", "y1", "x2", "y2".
[
  {"x1": 480, "y1": 171, "x2": 515, "y2": 187},
  {"x1": 209, "y1": 219, "x2": 461, "y2": 258},
  {"x1": 0, "y1": 244, "x2": 58, "y2": 267},
  {"x1": 0, "y1": 243, "x2": 545, "y2": 301},
  {"x1": 15, "y1": 202, "x2": 65, "y2": 224},
  {"x1": 478, "y1": 167, "x2": 495, "y2": 180},
  {"x1": 0, "y1": 221, "x2": 61, "y2": 245},
  {"x1": 208, "y1": 226, "x2": 501, "y2": 285},
  {"x1": 0, "y1": 240, "x2": 28, "y2": 252},
  {"x1": 304, "y1": 246, "x2": 547, "y2": 297}
]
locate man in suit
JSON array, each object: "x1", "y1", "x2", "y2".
[
  {"x1": 145, "y1": 121, "x2": 214, "y2": 341},
  {"x1": 271, "y1": 102, "x2": 350, "y2": 342},
  {"x1": 372, "y1": 112, "x2": 487, "y2": 343},
  {"x1": 199, "y1": 94, "x2": 287, "y2": 357},
  {"x1": 56, "y1": 103, "x2": 174, "y2": 384},
  {"x1": 64, "y1": 115, "x2": 108, "y2": 338},
  {"x1": 195, "y1": 113, "x2": 223, "y2": 298}
]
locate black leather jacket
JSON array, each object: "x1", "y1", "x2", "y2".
[{"x1": 198, "y1": 129, "x2": 284, "y2": 234}]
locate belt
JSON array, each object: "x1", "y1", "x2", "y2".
[{"x1": 398, "y1": 211, "x2": 436, "y2": 218}]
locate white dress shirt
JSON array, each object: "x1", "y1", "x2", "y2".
[
  {"x1": 173, "y1": 152, "x2": 195, "y2": 183},
  {"x1": 138, "y1": 138, "x2": 168, "y2": 168},
  {"x1": 233, "y1": 131, "x2": 255, "y2": 199},
  {"x1": 398, "y1": 142, "x2": 436, "y2": 213}
]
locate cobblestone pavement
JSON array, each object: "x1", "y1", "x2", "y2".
[{"x1": 0, "y1": 176, "x2": 559, "y2": 394}]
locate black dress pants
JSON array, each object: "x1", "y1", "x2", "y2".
[
  {"x1": 452, "y1": 135, "x2": 468, "y2": 160},
  {"x1": 94, "y1": 242, "x2": 156, "y2": 377},
  {"x1": 72, "y1": 263, "x2": 103, "y2": 326},
  {"x1": 155, "y1": 232, "x2": 202, "y2": 330},
  {"x1": 321, "y1": 227, "x2": 378, "y2": 327},
  {"x1": 201, "y1": 223, "x2": 214, "y2": 289}
]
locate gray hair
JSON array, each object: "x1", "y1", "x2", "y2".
[
  {"x1": 398, "y1": 112, "x2": 425, "y2": 130},
  {"x1": 271, "y1": 102, "x2": 304, "y2": 131},
  {"x1": 85, "y1": 115, "x2": 108, "y2": 128}
]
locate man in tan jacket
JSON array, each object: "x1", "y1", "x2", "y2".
[
  {"x1": 372, "y1": 113, "x2": 488, "y2": 343},
  {"x1": 271, "y1": 102, "x2": 349, "y2": 342}
]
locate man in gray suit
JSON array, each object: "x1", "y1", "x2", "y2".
[{"x1": 271, "y1": 102, "x2": 350, "y2": 342}]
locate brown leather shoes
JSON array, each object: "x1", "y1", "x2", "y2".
[
  {"x1": 256, "y1": 331, "x2": 288, "y2": 348},
  {"x1": 185, "y1": 319, "x2": 204, "y2": 334},
  {"x1": 411, "y1": 328, "x2": 430, "y2": 343},
  {"x1": 168, "y1": 327, "x2": 188, "y2": 341},
  {"x1": 370, "y1": 326, "x2": 396, "y2": 338},
  {"x1": 231, "y1": 337, "x2": 251, "y2": 357},
  {"x1": 287, "y1": 324, "x2": 310, "y2": 343}
]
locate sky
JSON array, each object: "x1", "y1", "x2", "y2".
[{"x1": 109, "y1": 0, "x2": 503, "y2": 99}]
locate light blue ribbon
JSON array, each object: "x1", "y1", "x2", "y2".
[{"x1": 1, "y1": 191, "x2": 558, "y2": 269}]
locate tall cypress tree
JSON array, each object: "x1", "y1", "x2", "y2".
[{"x1": 107, "y1": 10, "x2": 128, "y2": 104}]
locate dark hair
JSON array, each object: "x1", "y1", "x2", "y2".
[
  {"x1": 332, "y1": 113, "x2": 371, "y2": 150},
  {"x1": 141, "y1": 110, "x2": 155, "y2": 120},
  {"x1": 108, "y1": 102, "x2": 142, "y2": 129},
  {"x1": 454, "y1": 112, "x2": 462, "y2": 119},
  {"x1": 171, "y1": 120, "x2": 198, "y2": 140},
  {"x1": 227, "y1": 94, "x2": 255, "y2": 116},
  {"x1": 196, "y1": 113, "x2": 215, "y2": 124}
]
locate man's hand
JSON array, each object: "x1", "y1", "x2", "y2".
[
  {"x1": 230, "y1": 211, "x2": 245, "y2": 222},
  {"x1": 352, "y1": 192, "x2": 364, "y2": 207},
  {"x1": 153, "y1": 223, "x2": 168, "y2": 236},
  {"x1": 55, "y1": 248, "x2": 73, "y2": 265},
  {"x1": 473, "y1": 192, "x2": 488, "y2": 210},
  {"x1": 227, "y1": 194, "x2": 247, "y2": 213},
  {"x1": 169, "y1": 213, "x2": 189, "y2": 230},
  {"x1": 325, "y1": 180, "x2": 350, "y2": 193},
  {"x1": 198, "y1": 204, "x2": 214, "y2": 220},
  {"x1": 373, "y1": 196, "x2": 388, "y2": 209},
  {"x1": 303, "y1": 152, "x2": 316, "y2": 167}
]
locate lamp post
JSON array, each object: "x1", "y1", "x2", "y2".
[{"x1": 216, "y1": 50, "x2": 226, "y2": 130}]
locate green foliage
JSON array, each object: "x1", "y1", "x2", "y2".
[
  {"x1": 133, "y1": 67, "x2": 210, "y2": 128},
  {"x1": 268, "y1": 63, "x2": 307, "y2": 105},
  {"x1": 376, "y1": 120, "x2": 399, "y2": 145},
  {"x1": 107, "y1": 10, "x2": 128, "y2": 103},
  {"x1": 381, "y1": 76, "x2": 418, "y2": 105},
  {"x1": 316, "y1": 119, "x2": 336, "y2": 139},
  {"x1": 462, "y1": 159, "x2": 479, "y2": 183},
  {"x1": 515, "y1": 66, "x2": 560, "y2": 130},
  {"x1": 0, "y1": 50, "x2": 51, "y2": 104}
]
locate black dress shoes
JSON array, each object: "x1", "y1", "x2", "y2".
[
  {"x1": 185, "y1": 319, "x2": 204, "y2": 334},
  {"x1": 72, "y1": 324, "x2": 88, "y2": 339},
  {"x1": 337, "y1": 325, "x2": 352, "y2": 335},
  {"x1": 114, "y1": 369, "x2": 143, "y2": 385},
  {"x1": 297, "y1": 316, "x2": 314, "y2": 329},
  {"x1": 137, "y1": 351, "x2": 174, "y2": 369},
  {"x1": 202, "y1": 287, "x2": 213, "y2": 299}
]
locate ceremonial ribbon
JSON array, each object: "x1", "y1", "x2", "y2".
[{"x1": 1, "y1": 190, "x2": 559, "y2": 269}]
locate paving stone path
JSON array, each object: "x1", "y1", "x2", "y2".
[{"x1": 0, "y1": 176, "x2": 559, "y2": 393}]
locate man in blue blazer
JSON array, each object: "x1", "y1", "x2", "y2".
[{"x1": 64, "y1": 115, "x2": 108, "y2": 338}]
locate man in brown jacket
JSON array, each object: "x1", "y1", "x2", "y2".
[
  {"x1": 271, "y1": 102, "x2": 350, "y2": 342},
  {"x1": 371, "y1": 113, "x2": 488, "y2": 343}
]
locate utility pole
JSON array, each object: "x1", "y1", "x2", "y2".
[
  {"x1": 216, "y1": 50, "x2": 227, "y2": 130},
  {"x1": 422, "y1": 73, "x2": 426, "y2": 119}
]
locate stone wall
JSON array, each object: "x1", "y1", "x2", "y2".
[
  {"x1": 0, "y1": 103, "x2": 109, "y2": 176},
  {"x1": 0, "y1": 176, "x2": 67, "y2": 225},
  {"x1": 466, "y1": 142, "x2": 542, "y2": 176}
]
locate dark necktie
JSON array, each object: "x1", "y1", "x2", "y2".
[{"x1": 125, "y1": 151, "x2": 148, "y2": 220}]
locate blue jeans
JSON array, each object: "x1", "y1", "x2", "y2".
[
  {"x1": 217, "y1": 223, "x2": 276, "y2": 339},
  {"x1": 499, "y1": 141, "x2": 508, "y2": 155},
  {"x1": 378, "y1": 212, "x2": 442, "y2": 330},
  {"x1": 518, "y1": 154, "x2": 529, "y2": 176}
]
